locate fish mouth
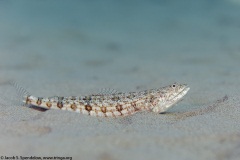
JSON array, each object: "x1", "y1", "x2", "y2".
[
  {"x1": 162, "y1": 85, "x2": 190, "y2": 112},
  {"x1": 169, "y1": 85, "x2": 190, "y2": 105},
  {"x1": 153, "y1": 85, "x2": 190, "y2": 113}
]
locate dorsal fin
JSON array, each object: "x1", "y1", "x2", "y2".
[{"x1": 96, "y1": 88, "x2": 119, "y2": 95}]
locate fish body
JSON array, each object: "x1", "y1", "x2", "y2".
[{"x1": 23, "y1": 83, "x2": 190, "y2": 117}]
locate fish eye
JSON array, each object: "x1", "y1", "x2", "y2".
[{"x1": 172, "y1": 84, "x2": 176, "y2": 88}]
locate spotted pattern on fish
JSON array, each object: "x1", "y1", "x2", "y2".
[{"x1": 23, "y1": 83, "x2": 190, "y2": 117}]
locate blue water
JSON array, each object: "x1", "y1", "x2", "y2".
[{"x1": 0, "y1": 0, "x2": 239, "y2": 89}]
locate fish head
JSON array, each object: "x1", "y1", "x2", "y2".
[{"x1": 152, "y1": 83, "x2": 190, "y2": 113}]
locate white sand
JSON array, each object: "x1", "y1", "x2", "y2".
[{"x1": 0, "y1": 0, "x2": 240, "y2": 160}]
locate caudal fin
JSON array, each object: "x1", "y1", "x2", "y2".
[{"x1": 0, "y1": 80, "x2": 30, "y2": 106}]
